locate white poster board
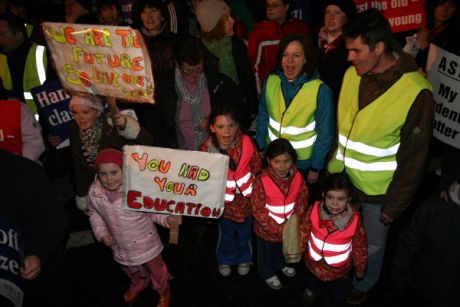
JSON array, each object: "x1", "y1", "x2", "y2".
[
  {"x1": 42, "y1": 22, "x2": 154, "y2": 102},
  {"x1": 123, "y1": 145, "x2": 229, "y2": 218},
  {"x1": 426, "y1": 44, "x2": 460, "y2": 149}
]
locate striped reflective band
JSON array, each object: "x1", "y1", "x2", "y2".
[
  {"x1": 269, "y1": 118, "x2": 315, "y2": 135},
  {"x1": 265, "y1": 202, "x2": 294, "y2": 214},
  {"x1": 308, "y1": 241, "x2": 351, "y2": 264},
  {"x1": 268, "y1": 129, "x2": 317, "y2": 149},
  {"x1": 226, "y1": 172, "x2": 251, "y2": 188},
  {"x1": 336, "y1": 149, "x2": 397, "y2": 171},
  {"x1": 35, "y1": 45, "x2": 46, "y2": 84},
  {"x1": 339, "y1": 134, "x2": 400, "y2": 157},
  {"x1": 310, "y1": 231, "x2": 351, "y2": 251}
]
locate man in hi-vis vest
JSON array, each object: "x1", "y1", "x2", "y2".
[
  {"x1": 0, "y1": 13, "x2": 48, "y2": 114},
  {"x1": 327, "y1": 9, "x2": 434, "y2": 305}
]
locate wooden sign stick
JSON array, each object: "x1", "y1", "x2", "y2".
[{"x1": 169, "y1": 220, "x2": 180, "y2": 244}]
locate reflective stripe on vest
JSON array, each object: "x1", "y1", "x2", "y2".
[
  {"x1": 23, "y1": 44, "x2": 47, "y2": 112},
  {"x1": 327, "y1": 67, "x2": 431, "y2": 195},
  {"x1": 307, "y1": 201, "x2": 359, "y2": 267},
  {"x1": 265, "y1": 75, "x2": 322, "y2": 161},
  {"x1": 0, "y1": 44, "x2": 47, "y2": 114},
  {"x1": 261, "y1": 171, "x2": 302, "y2": 224},
  {"x1": 225, "y1": 135, "x2": 256, "y2": 203}
]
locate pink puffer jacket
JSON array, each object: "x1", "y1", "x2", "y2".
[{"x1": 87, "y1": 179, "x2": 169, "y2": 266}]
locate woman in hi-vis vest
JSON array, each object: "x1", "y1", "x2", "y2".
[{"x1": 255, "y1": 33, "x2": 334, "y2": 194}]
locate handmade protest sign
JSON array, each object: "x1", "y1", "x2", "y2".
[
  {"x1": 42, "y1": 22, "x2": 154, "y2": 102},
  {"x1": 354, "y1": 0, "x2": 426, "y2": 33},
  {"x1": 0, "y1": 216, "x2": 25, "y2": 307},
  {"x1": 123, "y1": 145, "x2": 229, "y2": 219},
  {"x1": 31, "y1": 79, "x2": 73, "y2": 146},
  {"x1": 426, "y1": 44, "x2": 460, "y2": 149}
]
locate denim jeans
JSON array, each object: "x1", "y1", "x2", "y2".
[
  {"x1": 256, "y1": 237, "x2": 286, "y2": 279},
  {"x1": 353, "y1": 202, "x2": 390, "y2": 292},
  {"x1": 216, "y1": 216, "x2": 253, "y2": 265}
]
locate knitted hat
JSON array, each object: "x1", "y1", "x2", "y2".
[
  {"x1": 195, "y1": 0, "x2": 230, "y2": 33},
  {"x1": 74, "y1": 0, "x2": 93, "y2": 12},
  {"x1": 94, "y1": 148, "x2": 123, "y2": 170},
  {"x1": 324, "y1": 0, "x2": 357, "y2": 19},
  {"x1": 69, "y1": 95, "x2": 104, "y2": 112}
]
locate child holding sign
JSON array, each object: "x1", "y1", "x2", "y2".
[
  {"x1": 200, "y1": 104, "x2": 262, "y2": 277},
  {"x1": 69, "y1": 95, "x2": 154, "y2": 212},
  {"x1": 87, "y1": 148, "x2": 181, "y2": 306},
  {"x1": 251, "y1": 138, "x2": 308, "y2": 290}
]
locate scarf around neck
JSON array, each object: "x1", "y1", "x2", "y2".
[
  {"x1": 203, "y1": 36, "x2": 239, "y2": 84},
  {"x1": 79, "y1": 117, "x2": 103, "y2": 166},
  {"x1": 174, "y1": 65, "x2": 209, "y2": 149}
]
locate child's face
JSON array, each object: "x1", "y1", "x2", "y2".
[
  {"x1": 210, "y1": 115, "x2": 239, "y2": 148},
  {"x1": 97, "y1": 163, "x2": 123, "y2": 191},
  {"x1": 268, "y1": 153, "x2": 292, "y2": 178},
  {"x1": 71, "y1": 104, "x2": 101, "y2": 131},
  {"x1": 323, "y1": 189, "x2": 350, "y2": 215},
  {"x1": 100, "y1": 5, "x2": 119, "y2": 25}
]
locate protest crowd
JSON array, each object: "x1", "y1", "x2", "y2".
[{"x1": 0, "y1": 0, "x2": 459, "y2": 306}]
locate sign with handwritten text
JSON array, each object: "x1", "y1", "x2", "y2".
[
  {"x1": 354, "y1": 0, "x2": 426, "y2": 33},
  {"x1": 42, "y1": 22, "x2": 154, "y2": 102},
  {"x1": 123, "y1": 145, "x2": 229, "y2": 218}
]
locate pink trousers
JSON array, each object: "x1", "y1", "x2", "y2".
[{"x1": 122, "y1": 254, "x2": 172, "y2": 295}]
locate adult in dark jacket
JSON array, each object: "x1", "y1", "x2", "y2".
[
  {"x1": 195, "y1": 0, "x2": 257, "y2": 128},
  {"x1": 69, "y1": 95, "x2": 154, "y2": 212},
  {"x1": 130, "y1": 0, "x2": 178, "y2": 148},
  {"x1": 317, "y1": 0, "x2": 356, "y2": 105},
  {"x1": 0, "y1": 149, "x2": 68, "y2": 306},
  {"x1": 392, "y1": 180, "x2": 460, "y2": 307}
]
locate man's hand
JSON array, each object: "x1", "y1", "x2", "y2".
[
  {"x1": 379, "y1": 212, "x2": 394, "y2": 225},
  {"x1": 20, "y1": 255, "x2": 41, "y2": 280}
]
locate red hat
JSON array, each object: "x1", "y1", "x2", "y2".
[{"x1": 94, "y1": 148, "x2": 123, "y2": 170}]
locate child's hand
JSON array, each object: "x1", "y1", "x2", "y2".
[
  {"x1": 101, "y1": 235, "x2": 115, "y2": 246},
  {"x1": 47, "y1": 134, "x2": 62, "y2": 147},
  {"x1": 166, "y1": 215, "x2": 182, "y2": 228},
  {"x1": 307, "y1": 170, "x2": 319, "y2": 184},
  {"x1": 112, "y1": 113, "x2": 127, "y2": 130}
]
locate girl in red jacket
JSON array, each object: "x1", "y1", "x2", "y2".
[
  {"x1": 299, "y1": 173, "x2": 367, "y2": 306},
  {"x1": 200, "y1": 104, "x2": 262, "y2": 277},
  {"x1": 251, "y1": 138, "x2": 308, "y2": 290}
]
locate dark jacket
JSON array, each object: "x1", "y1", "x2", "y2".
[
  {"x1": 392, "y1": 197, "x2": 460, "y2": 307},
  {"x1": 70, "y1": 115, "x2": 154, "y2": 198},
  {"x1": 203, "y1": 35, "x2": 257, "y2": 128},
  {"x1": 0, "y1": 149, "x2": 68, "y2": 267}
]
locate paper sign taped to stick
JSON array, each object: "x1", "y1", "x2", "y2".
[
  {"x1": 123, "y1": 145, "x2": 229, "y2": 218},
  {"x1": 42, "y1": 22, "x2": 154, "y2": 102}
]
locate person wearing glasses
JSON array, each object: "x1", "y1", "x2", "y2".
[
  {"x1": 173, "y1": 35, "x2": 245, "y2": 151},
  {"x1": 247, "y1": 0, "x2": 309, "y2": 96}
]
